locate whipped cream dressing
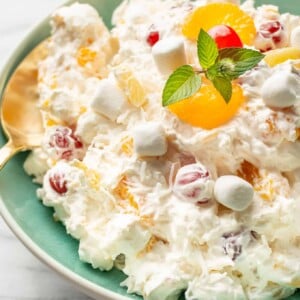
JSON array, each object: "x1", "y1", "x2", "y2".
[{"x1": 24, "y1": 1, "x2": 300, "y2": 299}]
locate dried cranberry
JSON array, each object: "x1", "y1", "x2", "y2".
[
  {"x1": 147, "y1": 31, "x2": 160, "y2": 47},
  {"x1": 49, "y1": 173, "x2": 68, "y2": 194}
]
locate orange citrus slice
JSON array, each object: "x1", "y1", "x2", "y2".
[
  {"x1": 182, "y1": 3, "x2": 256, "y2": 45},
  {"x1": 168, "y1": 80, "x2": 245, "y2": 129}
]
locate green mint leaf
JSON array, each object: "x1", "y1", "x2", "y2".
[
  {"x1": 218, "y1": 47, "x2": 265, "y2": 79},
  {"x1": 197, "y1": 29, "x2": 219, "y2": 69},
  {"x1": 162, "y1": 65, "x2": 202, "y2": 107},
  {"x1": 211, "y1": 76, "x2": 232, "y2": 103},
  {"x1": 206, "y1": 65, "x2": 218, "y2": 81}
]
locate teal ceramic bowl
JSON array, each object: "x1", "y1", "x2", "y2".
[{"x1": 0, "y1": 1, "x2": 300, "y2": 299}]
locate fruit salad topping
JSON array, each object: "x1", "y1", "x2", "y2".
[
  {"x1": 182, "y1": 3, "x2": 256, "y2": 45},
  {"x1": 162, "y1": 28, "x2": 264, "y2": 128}
]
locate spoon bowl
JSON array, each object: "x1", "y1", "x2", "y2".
[{"x1": 0, "y1": 43, "x2": 46, "y2": 169}]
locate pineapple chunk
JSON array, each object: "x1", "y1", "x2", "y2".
[
  {"x1": 115, "y1": 67, "x2": 148, "y2": 108},
  {"x1": 264, "y1": 47, "x2": 300, "y2": 67}
]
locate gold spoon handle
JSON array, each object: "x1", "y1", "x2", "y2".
[{"x1": 0, "y1": 141, "x2": 20, "y2": 170}]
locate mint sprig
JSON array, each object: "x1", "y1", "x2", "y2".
[{"x1": 162, "y1": 29, "x2": 264, "y2": 106}]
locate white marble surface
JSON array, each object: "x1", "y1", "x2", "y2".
[{"x1": 0, "y1": 1, "x2": 102, "y2": 299}]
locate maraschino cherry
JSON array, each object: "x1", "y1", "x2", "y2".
[{"x1": 208, "y1": 25, "x2": 243, "y2": 49}]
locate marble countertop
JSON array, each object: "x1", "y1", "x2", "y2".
[{"x1": 0, "y1": 1, "x2": 101, "y2": 299}]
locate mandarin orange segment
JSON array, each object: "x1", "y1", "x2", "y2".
[
  {"x1": 77, "y1": 47, "x2": 97, "y2": 67},
  {"x1": 168, "y1": 80, "x2": 245, "y2": 129},
  {"x1": 182, "y1": 3, "x2": 256, "y2": 45}
]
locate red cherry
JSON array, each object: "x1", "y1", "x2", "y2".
[
  {"x1": 259, "y1": 21, "x2": 282, "y2": 38},
  {"x1": 177, "y1": 170, "x2": 209, "y2": 185},
  {"x1": 208, "y1": 25, "x2": 243, "y2": 49},
  {"x1": 255, "y1": 21, "x2": 288, "y2": 52},
  {"x1": 49, "y1": 173, "x2": 68, "y2": 194},
  {"x1": 147, "y1": 31, "x2": 160, "y2": 47},
  {"x1": 259, "y1": 21, "x2": 285, "y2": 45},
  {"x1": 48, "y1": 126, "x2": 84, "y2": 161},
  {"x1": 173, "y1": 164, "x2": 212, "y2": 204}
]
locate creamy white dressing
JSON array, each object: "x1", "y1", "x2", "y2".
[{"x1": 24, "y1": 0, "x2": 300, "y2": 299}]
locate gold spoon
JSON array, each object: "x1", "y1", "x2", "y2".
[{"x1": 0, "y1": 43, "x2": 47, "y2": 170}]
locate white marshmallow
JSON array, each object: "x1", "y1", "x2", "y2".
[
  {"x1": 214, "y1": 175, "x2": 254, "y2": 211},
  {"x1": 132, "y1": 122, "x2": 168, "y2": 157},
  {"x1": 91, "y1": 78, "x2": 127, "y2": 121},
  {"x1": 152, "y1": 37, "x2": 187, "y2": 76},
  {"x1": 291, "y1": 26, "x2": 300, "y2": 48},
  {"x1": 261, "y1": 71, "x2": 300, "y2": 108}
]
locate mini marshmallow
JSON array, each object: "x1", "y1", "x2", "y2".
[
  {"x1": 132, "y1": 122, "x2": 168, "y2": 157},
  {"x1": 261, "y1": 71, "x2": 300, "y2": 108},
  {"x1": 214, "y1": 175, "x2": 254, "y2": 211},
  {"x1": 291, "y1": 26, "x2": 300, "y2": 49},
  {"x1": 152, "y1": 37, "x2": 187, "y2": 76},
  {"x1": 91, "y1": 77, "x2": 127, "y2": 121}
]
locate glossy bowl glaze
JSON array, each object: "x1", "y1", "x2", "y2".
[{"x1": 0, "y1": 1, "x2": 299, "y2": 299}]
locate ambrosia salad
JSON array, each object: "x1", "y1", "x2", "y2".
[{"x1": 24, "y1": 0, "x2": 300, "y2": 299}]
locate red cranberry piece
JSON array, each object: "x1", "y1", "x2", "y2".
[
  {"x1": 51, "y1": 127, "x2": 70, "y2": 148},
  {"x1": 178, "y1": 170, "x2": 209, "y2": 185},
  {"x1": 49, "y1": 173, "x2": 68, "y2": 194},
  {"x1": 222, "y1": 230, "x2": 258, "y2": 261},
  {"x1": 72, "y1": 133, "x2": 83, "y2": 149},
  {"x1": 48, "y1": 126, "x2": 84, "y2": 161},
  {"x1": 222, "y1": 231, "x2": 242, "y2": 261},
  {"x1": 208, "y1": 25, "x2": 243, "y2": 49},
  {"x1": 256, "y1": 21, "x2": 287, "y2": 51},
  {"x1": 147, "y1": 31, "x2": 160, "y2": 47},
  {"x1": 259, "y1": 21, "x2": 282, "y2": 38}
]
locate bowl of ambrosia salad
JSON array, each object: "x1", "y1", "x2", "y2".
[{"x1": 2, "y1": 0, "x2": 300, "y2": 299}]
